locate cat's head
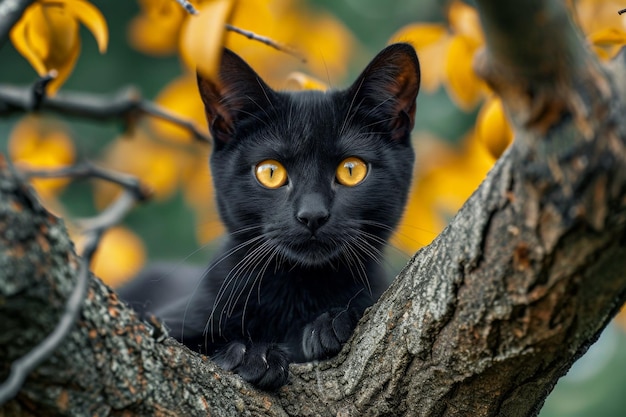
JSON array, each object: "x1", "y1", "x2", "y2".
[{"x1": 197, "y1": 44, "x2": 420, "y2": 267}]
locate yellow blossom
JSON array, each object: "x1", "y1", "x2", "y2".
[
  {"x1": 396, "y1": 132, "x2": 495, "y2": 251},
  {"x1": 476, "y1": 97, "x2": 514, "y2": 159},
  {"x1": 389, "y1": 0, "x2": 487, "y2": 110},
  {"x1": 75, "y1": 226, "x2": 146, "y2": 287},
  {"x1": 179, "y1": 0, "x2": 237, "y2": 81},
  {"x1": 10, "y1": 0, "x2": 108, "y2": 94},
  {"x1": 182, "y1": 159, "x2": 225, "y2": 244},
  {"x1": 8, "y1": 116, "x2": 75, "y2": 198},
  {"x1": 95, "y1": 129, "x2": 181, "y2": 208},
  {"x1": 149, "y1": 75, "x2": 209, "y2": 144},
  {"x1": 128, "y1": 0, "x2": 186, "y2": 55},
  {"x1": 573, "y1": 0, "x2": 626, "y2": 59}
]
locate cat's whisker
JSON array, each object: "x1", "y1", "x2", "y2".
[
  {"x1": 206, "y1": 235, "x2": 265, "y2": 310},
  {"x1": 361, "y1": 115, "x2": 399, "y2": 130},
  {"x1": 341, "y1": 239, "x2": 371, "y2": 296},
  {"x1": 230, "y1": 107, "x2": 271, "y2": 129},
  {"x1": 351, "y1": 221, "x2": 416, "y2": 264},
  {"x1": 240, "y1": 245, "x2": 281, "y2": 333},
  {"x1": 182, "y1": 233, "x2": 266, "y2": 344},
  {"x1": 213, "y1": 239, "x2": 273, "y2": 333},
  {"x1": 227, "y1": 224, "x2": 264, "y2": 237},
  {"x1": 362, "y1": 96, "x2": 395, "y2": 120},
  {"x1": 360, "y1": 219, "x2": 435, "y2": 250},
  {"x1": 223, "y1": 240, "x2": 274, "y2": 317},
  {"x1": 339, "y1": 77, "x2": 365, "y2": 137},
  {"x1": 352, "y1": 233, "x2": 385, "y2": 265},
  {"x1": 256, "y1": 80, "x2": 276, "y2": 112},
  {"x1": 201, "y1": 235, "x2": 268, "y2": 340}
]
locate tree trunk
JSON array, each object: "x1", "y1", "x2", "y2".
[{"x1": 2, "y1": 0, "x2": 626, "y2": 415}]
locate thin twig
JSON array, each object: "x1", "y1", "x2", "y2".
[
  {"x1": 31, "y1": 71, "x2": 57, "y2": 110},
  {"x1": 619, "y1": 8, "x2": 626, "y2": 15},
  {"x1": 0, "y1": 84, "x2": 211, "y2": 144},
  {"x1": 173, "y1": 0, "x2": 198, "y2": 15},
  {"x1": 20, "y1": 160, "x2": 151, "y2": 242},
  {"x1": 140, "y1": 100, "x2": 210, "y2": 144},
  {"x1": 76, "y1": 189, "x2": 139, "y2": 233},
  {"x1": 0, "y1": 0, "x2": 35, "y2": 49},
  {"x1": 225, "y1": 24, "x2": 307, "y2": 63},
  {"x1": 21, "y1": 161, "x2": 152, "y2": 202},
  {"x1": 20, "y1": 160, "x2": 151, "y2": 237}
]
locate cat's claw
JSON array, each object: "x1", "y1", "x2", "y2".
[
  {"x1": 302, "y1": 308, "x2": 361, "y2": 361},
  {"x1": 214, "y1": 342, "x2": 289, "y2": 391}
]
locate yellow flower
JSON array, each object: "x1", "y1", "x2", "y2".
[
  {"x1": 573, "y1": 0, "x2": 626, "y2": 60},
  {"x1": 179, "y1": 0, "x2": 237, "y2": 81},
  {"x1": 10, "y1": 0, "x2": 108, "y2": 94},
  {"x1": 395, "y1": 132, "x2": 495, "y2": 251},
  {"x1": 476, "y1": 97, "x2": 514, "y2": 159},
  {"x1": 129, "y1": 0, "x2": 356, "y2": 87},
  {"x1": 95, "y1": 129, "x2": 181, "y2": 208},
  {"x1": 182, "y1": 159, "x2": 225, "y2": 244},
  {"x1": 288, "y1": 10, "x2": 357, "y2": 83},
  {"x1": 74, "y1": 226, "x2": 146, "y2": 287},
  {"x1": 389, "y1": 0, "x2": 487, "y2": 110},
  {"x1": 149, "y1": 75, "x2": 209, "y2": 144},
  {"x1": 128, "y1": 0, "x2": 186, "y2": 55},
  {"x1": 8, "y1": 116, "x2": 75, "y2": 198}
]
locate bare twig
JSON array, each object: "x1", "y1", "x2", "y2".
[
  {"x1": 173, "y1": 0, "x2": 198, "y2": 15},
  {"x1": 31, "y1": 71, "x2": 57, "y2": 111},
  {"x1": 76, "y1": 189, "x2": 140, "y2": 235},
  {"x1": 0, "y1": 0, "x2": 35, "y2": 49},
  {"x1": 0, "y1": 84, "x2": 211, "y2": 144},
  {"x1": 225, "y1": 24, "x2": 307, "y2": 63},
  {"x1": 619, "y1": 8, "x2": 626, "y2": 15},
  {"x1": 19, "y1": 160, "x2": 151, "y2": 241},
  {"x1": 21, "y1": 161, "x2": 152, "y2": 202}
]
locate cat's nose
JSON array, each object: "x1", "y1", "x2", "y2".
[
  {"x1": 296, "y1": 194, "x2": 330, "y2": 233},
  {"x1": 297, "y1": 210, "x2": 330, "y2": 232}
]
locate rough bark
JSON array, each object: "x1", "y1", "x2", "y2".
[{"x1": 1, "y1": 0, "x2": 626, "y2": 416}]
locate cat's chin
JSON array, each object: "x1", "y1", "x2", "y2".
[{"x1": 282, "y1": 240, "x2": 343, "y2": 267}]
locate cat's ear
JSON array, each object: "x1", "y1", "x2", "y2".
[
  {"x1": 197, "y1": 48, "x2": 274, "y2": 148},
  {"x1": 347, "y1": 43, "x2": 420, "y2": 141}
]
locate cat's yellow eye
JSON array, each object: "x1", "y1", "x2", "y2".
[
  {"x1": 336, "y1": 157, "x2": 368, "y2": 187},
  {"x1": 255, "y1": 159, "x2": 288, "y2": 189}
]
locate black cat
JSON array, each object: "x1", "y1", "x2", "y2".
[{"x1": 119, "y1": 43, "x2": 420, "y2": 390}]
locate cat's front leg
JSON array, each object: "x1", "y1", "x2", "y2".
[
  {"x1": 301, "y1": 307, "x2": 362, "y2": 361},
  {"x1": 213, "y1": 341, "x2": 290, "y2": 390}
]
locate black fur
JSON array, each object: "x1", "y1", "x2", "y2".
[{"x1": 119, "y1": 44, "x2": 420, "y2": 390}]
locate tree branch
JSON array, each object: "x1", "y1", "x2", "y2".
[
  {"x1": 0, "y1": 84, "x2": 211, "y2": 144},
  {"x1": 225, "y1": 24, "x2": 307, "y2": 63}
]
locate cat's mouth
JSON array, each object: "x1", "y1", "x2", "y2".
[{"x1": 281, "y1": 238, "x2": 343, "y2": 267}]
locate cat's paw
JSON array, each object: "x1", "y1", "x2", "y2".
[
  {"x1": 302, "y1": 307, "x2": 361, "y2": 361},
  {"x1": 213, "y1": 342, "x2": 290, "y2": 390}
]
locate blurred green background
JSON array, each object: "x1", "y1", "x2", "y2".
[{"x1": 0, "y1": 1, "x2": 624, "y2": 415}]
